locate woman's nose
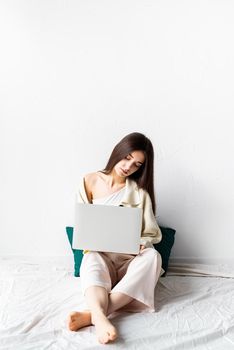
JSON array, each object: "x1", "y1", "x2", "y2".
[{"x1": 124, "y1": 164, "x2": 131, "y2": 171}]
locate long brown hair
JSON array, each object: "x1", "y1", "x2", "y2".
[{"x1": 101, "y1": 132, "x2": 157, "y2": 214}]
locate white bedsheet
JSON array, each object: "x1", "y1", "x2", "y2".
[{"x1": 0, "y1": 257, "x2": 234, "y2": 350}]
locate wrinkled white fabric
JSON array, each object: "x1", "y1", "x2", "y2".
[{"x1": 1, "y1": 257, "x2": 234, "y2": 350}]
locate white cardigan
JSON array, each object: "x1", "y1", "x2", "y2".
[{"x1": 76, "y1": 176, "x2": 162, "y2": 248}]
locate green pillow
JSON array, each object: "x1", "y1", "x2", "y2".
[
  {"x1": 153, "y1": 226, "x2": 176, "y2": 276},
  {"x1": 65, "y1": 225, "x2": 175, "y2": 277},
  {"x1": 66, "y1": 226, "x2": 83, "y2": 277}
]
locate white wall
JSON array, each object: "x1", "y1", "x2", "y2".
[{"x1": 1, "y1": 0, "x2": 234, "y2": 262}]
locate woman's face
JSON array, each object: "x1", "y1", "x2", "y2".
[{"x1": 114, "y1": 150, "x2": 145, "y2": 178}]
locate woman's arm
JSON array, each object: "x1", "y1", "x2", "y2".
[{"x1": 140, "y1": 191, "x2": 162, "y2": 248}]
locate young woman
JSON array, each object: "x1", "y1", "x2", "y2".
[{"x1": 68, "y1": 132, "x2": 163, "y2": 344}]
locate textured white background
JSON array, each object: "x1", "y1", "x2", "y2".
[{"x1": 0, "y1": 0, "x2": 234, "y2": 261}]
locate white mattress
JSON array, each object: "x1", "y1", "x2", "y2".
[{"x1": 0, "y1": 257, "x2": 234, "y2": 350}]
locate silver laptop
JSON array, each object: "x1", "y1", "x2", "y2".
[{"x1": 72, "y1": 203, "x2": 143, "y2": 254}]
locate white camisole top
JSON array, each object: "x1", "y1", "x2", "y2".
[{"x1": 92, "y1": 186, "x2": 126, "y2": 206}]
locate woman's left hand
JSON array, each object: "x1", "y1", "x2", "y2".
[{"x1": 139, "y1": 245, "x2": 146, "y2": 252}]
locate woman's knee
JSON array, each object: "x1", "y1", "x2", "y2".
[
  {"x1": 81, "y1": 251, "x2": 103, "y2": 265},
  {"x1": 80, "y1": 251, "x2": 106, "y2": 277},
  {"x1": 80, "y1": 251, "x2": 112, "y2": 294}
]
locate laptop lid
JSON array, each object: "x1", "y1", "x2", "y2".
[{"x1": 72, "y1": 203, "x2": 142, "y2": 254}]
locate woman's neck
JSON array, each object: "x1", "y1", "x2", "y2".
[{"x1": 105, "y1": 170, "x2": 126, "y2": 188}]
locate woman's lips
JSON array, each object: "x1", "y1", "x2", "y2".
[{"x1": 120, "y1": 168, "x2": 128, "y2": 175}]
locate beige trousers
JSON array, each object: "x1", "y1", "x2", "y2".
[{"x1": 80, "y1": 248, "x2": 162, "y2": 312}]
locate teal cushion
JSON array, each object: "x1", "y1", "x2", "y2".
[
  {"x1": 154, "y1": 226, "x2": 176, "y2": 276},
  {"x1": 66, "y1": 226, "x2": 83, "y2": 277},
  {"x1": 66, "y1": 225, "x2": 175, "y2": 277}
]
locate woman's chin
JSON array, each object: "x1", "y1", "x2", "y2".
[{"x1": 118, "y1": 172, "x2": 127, "y2": 179}]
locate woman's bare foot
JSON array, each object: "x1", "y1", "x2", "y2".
[
  {"x1": 68, "y1": 310, "x2": 92, "y2": 331},
  {"x1": 92, "y1": 312, "x2": 118, "y2": 344}
]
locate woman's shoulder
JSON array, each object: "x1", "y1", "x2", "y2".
[
  {"x1": 83, "y1": 172, "x2": 96, "y2": 182},
  {"x1": 79, "y1": 172, "x2": 98, "y2": 203},
  {"x1": 83, "y1": 171, "x2": 106, "y2": 191},
  {"x1": 82, "y1": 172, "x2": 98, "y2": 190},
  {"x1": 129, "y1": 180, "x2": 147, "y2": 194},
  {"x1": 83, "y1": 171, "x2": 104, "y2": 184}
]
